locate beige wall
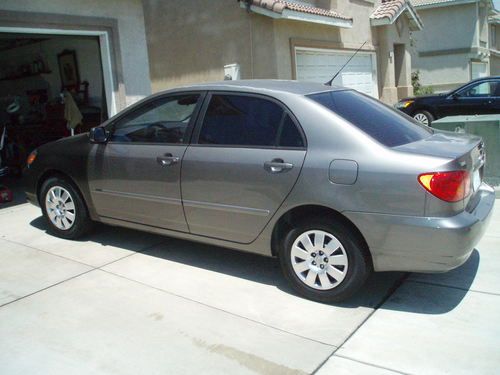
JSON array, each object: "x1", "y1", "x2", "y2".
[
  {"x1": 143, "y1": 0, "x2": 252, "y2": 92},
  {"x1": 491, "y1": 54, "x2": 500, "y2": 76}
]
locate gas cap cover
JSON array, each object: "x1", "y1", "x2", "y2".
[{"x1": 329, "y1": 159, "x2": 358, "y2": 185}]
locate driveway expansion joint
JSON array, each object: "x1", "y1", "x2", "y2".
[{"x1": 311, "y1": 272, "x2": 410, "y2": 374}]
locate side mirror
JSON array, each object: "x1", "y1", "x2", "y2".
[
  {"x1": 89, "y1": 127, "x2": 109, "y2": 144},
  {"x1": 451, "y1": 92, "x2": 460, "y2": 100}
]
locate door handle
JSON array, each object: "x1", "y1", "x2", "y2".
[
  {"x1": 157, "y1": 153, "x2": 180, "y2": 166},
  {"x1": 264, "y1": 158, "x2": 293, "y2": 173}
]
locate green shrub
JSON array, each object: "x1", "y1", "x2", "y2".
[{"x1": 412, "y1": 70, "x2": 434, "y2": 96}]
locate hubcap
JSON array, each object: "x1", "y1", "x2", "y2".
[
  {"x1": 413, "y1": 113, "x2": 429, "y2": 125},
  {"x1": 291, "y1": 230, "x2": 349, "y2": 290},
  {"x1": 45, "y1": 186, "x2": 76, "y2": 230}
]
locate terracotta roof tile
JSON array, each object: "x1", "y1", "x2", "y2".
[
  {"x1": 371, "y1": 0, "x2": 406, "y2": 20},
  {"x1": 370, "y1": 0, "x2": 423, "y2": 29},
  {"x1": 242, "y1": 0, "x2": 352, "y2": 21}
]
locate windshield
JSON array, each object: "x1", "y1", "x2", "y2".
[{"x1": 307, "y1": 90, "x2": 433, "y2": 147}]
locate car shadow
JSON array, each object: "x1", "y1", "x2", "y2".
[{"x1": 30, "y1": 216, "x2": 480, "y2": 314}]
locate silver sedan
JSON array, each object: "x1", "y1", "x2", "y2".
[{"x1": 23, "y1": 80, "x2": 495, "y2": 302}]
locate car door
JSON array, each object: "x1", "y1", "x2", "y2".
[
  {"x1": 181, "y1": 92, "x2": 307, "y2": 243},
  {"x1": 441, "y1": 80, "x2": 497, "y2": 116},
  {"x1": 88, "y1": 92, "x2": 205, "y2": 231}
]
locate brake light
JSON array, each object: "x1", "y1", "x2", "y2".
[{"x1": 418, "y1": 171, "x2": 471, "y2": 202}]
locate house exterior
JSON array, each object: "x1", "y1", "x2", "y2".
[
  {"x1": 0, "y1": 0, "x2": 422, "y2": 108},
  {"x1": 410, "y1": 0, "x2": 496, "y2": 93},
  {"x1": 142, "y1": 0, "x2": 423, "y2": 104},
  {"x1": 490, "y1": 12, "x2": 500, "y2": 74}
]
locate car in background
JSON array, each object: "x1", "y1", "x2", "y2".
[
  {"x1": 396, "y1": 76, "x2": 500, "y2": 125},
  {"x1": 23, "y1": 80, "x2": 495, "y2": 303}
]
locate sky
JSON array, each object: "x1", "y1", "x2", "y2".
[{"x1": 496, "y1": 0, "x2": 500, "y2": 11}]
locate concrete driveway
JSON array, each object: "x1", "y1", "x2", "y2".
[{"x1": 0, "y1": 203, "x2": 499, "y2": 375}]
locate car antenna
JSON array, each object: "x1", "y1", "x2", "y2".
[{"x1": 324, "y1": 41, "x2": 367, "y2": 86}]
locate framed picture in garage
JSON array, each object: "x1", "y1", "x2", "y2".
[{"x1": 58, "y1": 49, "x2": 80, "y2": 89}]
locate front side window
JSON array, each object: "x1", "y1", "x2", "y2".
[
  {"x1": 110, "y1": 94, "x2": 200, "y2": 143},
  {"x1": 308, "y1": 90, "x2": 432, "y2": 147},
  {"x1": 459, "y1": 81, "x2": 499, "y2": 97},
  {"x1": 198, "y1": 94, "x2": 303, "y2": 147}
]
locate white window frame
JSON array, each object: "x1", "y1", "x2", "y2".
[
  {"x1": 294, "y1": 46, "x2": 379, "y2": 98},
  {"x1": 0, "y1": 26, "x2": 118, "y2": 116}
]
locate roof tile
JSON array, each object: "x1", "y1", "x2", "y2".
[{"x1": 242, "y1": 0, "x2": 352, "y2": 21}]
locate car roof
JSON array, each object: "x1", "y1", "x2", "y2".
[{"x1": 169, "y1": 80, "x2": 345, "y2": 96}]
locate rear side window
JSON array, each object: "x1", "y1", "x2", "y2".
[
  {"x1": 279, "y1": 114, "x2": 304, "y2": 148},
  {"x1": 198, "y1": 94, "x2": 304, "y2": 148},
  {"x1": 308, "y1": 90, "x2": 432, "y2": 147}
]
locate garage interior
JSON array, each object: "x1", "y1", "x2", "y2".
[{"x1": 0, "y1": 33, "x2": 107, "y2": 206}]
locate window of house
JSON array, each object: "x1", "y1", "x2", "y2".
[
  {"x1": 198, "y1": 94, "x2": 304, "y2": 148},
  {"x1": 110, "y1": 94, "x2": 200, "y2": 143}
]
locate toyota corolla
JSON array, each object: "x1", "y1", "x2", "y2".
[{"x1": 23, "y1": 80, "x2": 495, "y2": 303}]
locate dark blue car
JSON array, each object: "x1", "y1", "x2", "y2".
[{"x1": 396, "y1": 76, "x2": 500, "y2": 125}]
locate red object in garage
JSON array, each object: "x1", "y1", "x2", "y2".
[{"x1": 0, "y1": 185, "x2": 13, "y2": 203}]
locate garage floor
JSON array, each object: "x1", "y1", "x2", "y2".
[{"x1": 0, "y1": 203, "x2": 499, "y2": 374}]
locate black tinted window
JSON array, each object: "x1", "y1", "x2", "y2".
[
  {"x1": 199, "y1": 95, "x2": 283, "y2": 147},
  {"x1": 110, "y1": 94, "x2": 200, "y2": 143},
  {"x1": 279, "y1": 114, "x2": 304, "y2": 148},
  {"x1": 308, "y1": 90, "x2": 432, "y2": 147}
]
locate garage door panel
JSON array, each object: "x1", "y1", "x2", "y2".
[{"x1": 295, "y1": 48, "x2": 377, "y2": 98}]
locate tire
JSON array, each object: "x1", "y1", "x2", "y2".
[
  {"x1": 279, "y1": 218, "x2": 371, "y2": 303},
  {"x1": 40, "y1": 176, "x2": 92, "y2": 239},
  {"x1": 412, "y1": 110, "x2": 434, "y2": 126}
]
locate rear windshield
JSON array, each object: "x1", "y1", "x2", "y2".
[{"x1": 307, "y1": 90, "x2": 432, "y2": 147}]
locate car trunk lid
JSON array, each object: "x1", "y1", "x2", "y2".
[{"x1": 394, "y1": 130, "x2": 485, "y2": 211}]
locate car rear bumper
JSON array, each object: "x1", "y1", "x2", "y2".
[{"x1": 344, "y1": 183, "x2": 495, "y2": 273}]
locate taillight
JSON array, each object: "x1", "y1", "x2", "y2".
[{"x1": 418, "y1": 171, "x2": 471, "y2": 202}]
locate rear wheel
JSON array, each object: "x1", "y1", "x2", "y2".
[
  {"x1": 412, "y1": 110, "x2": 434, "y2": 126},
  {"x1": 279, "y1": 218, "x2": 371, "y2": 303},
  {"x1": 40, "y1": 177, "x2": 92, "y2": 239}
]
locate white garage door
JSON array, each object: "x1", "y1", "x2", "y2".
[{"x1": 295, "y1": 47, "x2": 378, "y2": 98}]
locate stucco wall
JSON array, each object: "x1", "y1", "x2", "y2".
[
  {"x1": 143, "y1": 0, "x2": 281, "y2": 92},
  {"x1": 411, "y1": 3, "x2": 480, "y2": 89},
  {"x1": 491, "y1": 54, "x2": 500, "y2": 76},
  {"x1": 0, "y1": 0, "x2": 151, "y2": 107}
]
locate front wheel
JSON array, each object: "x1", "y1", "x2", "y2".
[
  {"x1": 279, "y1": 219, "x2": 371, "y2": 303},
  {"x1": 40, "y1": 177, "x2": 92, "y2": 239},
  {"x1": 412, "y1": 110, "x2": 434, "y2": 126}
]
